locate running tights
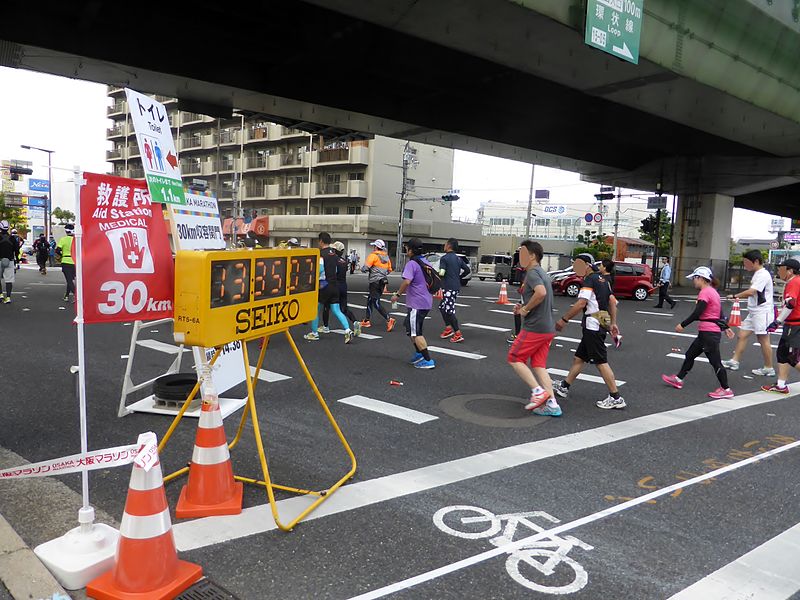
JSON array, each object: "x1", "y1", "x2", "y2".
[
  {"x1": 678, "y1": 331, "x2": 729, "y2": 389},
  {"x1": 312, "y1": 302, "x2": 349, "y2": 332}
]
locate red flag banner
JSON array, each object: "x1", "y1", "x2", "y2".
[{"x1": 79, "y1": 172, "x2": 174, "y2": 323}]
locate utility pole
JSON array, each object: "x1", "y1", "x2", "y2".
[
  {"x1": 652, "y1": 207, "x2": 662, "y2": 282},
  {"x1": 395, "y1": 141, "x2": 417, "y2": 270},
  {"x1": 612, "y1": 187, "x2": 621, "y2": 260},
  {"x1": 525, "y1": 163, "x2": 535, "y2": 238}
]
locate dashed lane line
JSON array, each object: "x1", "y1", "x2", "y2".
[
  {"x1": 427, "y1": 346, "x2": 486, "y2": 360},
  {"x1": 546, "y1": 367, "x2": 625, "y2": 387},
  {"x1": 462, "y1": 323, "x2": 510, "y2": 332},
  {"x1": 338, "y1": 395, "x2": 438, "y2": 424},
  {"x1": 667, "y1": 352, "x2": 709, "y2": 363},
  {"x1": 667, "y1": 522, "x2": 800, "y2": 600},
  {"x1": 555, "y1": 335, "x2": 611, "y2": 347},
  {"x1": 489, "y1": 309, "x2": 515, "y2": 315},
  {"x1": 330, "y1": 329, "x2": 383, "y2": 340},
  {"x1": 636, "y1": 311, "x2": 674, "y2": 317},
  {"x1": 647, "y1": 329, "x2": 697, "y2": 339},
  {"x1": 172, "y1": 384, "x2": 800, "y2": 552}
]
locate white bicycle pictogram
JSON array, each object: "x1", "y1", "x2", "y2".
[{"x1": 433, "y1": 505, "x2": 594, "y2": 595}]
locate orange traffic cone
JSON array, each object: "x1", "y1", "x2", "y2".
[
  {"x1": 86, "y1": 445, "x2": 202, "y2": 600},
  {"x1": 496, "y1": 281, "x2": 510, "y2": 305},
  {"x1": 435, "y1": 288, "x2": 443, "y2": 300},
  {"x1": 728, "y1": 300, "x2": 742, "y2": 327},
  {"x1": 175, "y1": 397, "x2": 243, "y2": 518}
]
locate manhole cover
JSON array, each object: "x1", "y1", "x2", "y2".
[
  {"x1": 177, "y1": 578, "x2": 241, "y2": 600},
  {"x1": 439, "y1": 394, "x2": 550, "y2": 428}
]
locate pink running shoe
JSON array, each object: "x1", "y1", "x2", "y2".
[
  {"x1": 708, "y1": 387, "x2": 734, "y2": 399},
  {"x1": 661, "y1": 374, "x2": 683, "y2": 389}
]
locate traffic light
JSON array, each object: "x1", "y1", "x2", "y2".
[
  {"x1": 441, "y1": 193, "x2": 460, "y2": 202},
  {"x1": 594, "y1": 192, "x2": 614, "y2": 201},
  {"x1": 640, "y1": 216, "x2": 656, "y2": 236},
  {"x1": 7, "y1": 166, "x2": 32, "y2": 181}
]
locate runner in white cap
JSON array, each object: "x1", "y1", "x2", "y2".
[
  {"x1": 662, "y1": 266, "x2": 735, "y2": 399},
  {"x1": 361, "y1": 239, "x2": 396, "y2": 331}
]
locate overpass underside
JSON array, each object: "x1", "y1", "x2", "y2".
[{"x1": 0, "y1": 0, "x2": 798, "y2": 217}]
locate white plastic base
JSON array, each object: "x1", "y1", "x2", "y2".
[
  {"x1": 126, "y1": 394, "x2": 247, "y2": 418},
  {"x1": 34, "y1": 523, "x2": 119, "y2": 590}
]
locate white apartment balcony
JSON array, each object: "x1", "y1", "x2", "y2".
[
  {"x1": 181, "y1": 160, "x2": 203, "y2": 176},
  {"x1": 277, "y1": 153, "x2": 308, "y2": 169},
  {"x1": 128, "y1": 144, "x2": 140, "y2": 158},
  {"x1": 278, "y1": 182, "x2": 302, "y2": 197},
  {"x1": 243, "y1": 182, "x2": 268, "y2": 200},
  {"x1": 218, "y1": 130, "x2": 240, "y2": 146},
  {"x1": 107, "y1": 101, "x2": 126, "y2": 116},
  {"x1": 314, "y1": 180, "x2": 368, "y2": 198},
  {"x1": 202, "y1": 133, "x2": 216, "y2": 149},
  {"x1": 214, "y1": 158, "x2": 241, "y2": 173},
  {"x1": 181, "y1": 112, "x2": 204, "y2": 126},
  {"x1": 278, "y1": 125, "x2": 307, "y2": 139},
  {"x1": 108, "y1": 87, "x2": 125, "y2": 96},
  {"x1": 180, "y1": 136, "x2": 203, "y2": 151},
  {"x1": 128, "y1": 166, "x2": 145, "y2": 179},
  {"x1": 107, "y1": 124, "x2": 127, "y2": 139},
  {"x1": 106, "y1": 147, "x2": 125, "y2": 161},
  {"x1": 246, "y1": 125, "x2": 271, "y2": 143}
]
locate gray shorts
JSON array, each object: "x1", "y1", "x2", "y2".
[{"x1": 0, "y1": 257, "x2": 14, "y2": 284}]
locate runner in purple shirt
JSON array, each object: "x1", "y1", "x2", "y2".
[{"x1": 391, "y1": 238, "x2": 435, "y2": 369}]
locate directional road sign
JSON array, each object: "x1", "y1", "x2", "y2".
[{"x1": 584, "y1": 0, "x2": 644, "y2": 65}]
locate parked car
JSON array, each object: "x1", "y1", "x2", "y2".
[
  {"x1": 552, "y1": 261, "x2": 655, "y2": 301},
  {"x1": 424, "y1": 252, "x2": 472, "y2": 286},
  {"x1": 477, "y1": 254, "x2": 514, "y2": 282}
]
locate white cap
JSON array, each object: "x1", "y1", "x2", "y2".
[
  {"x1": 370, "y1": 239, "x2": 386, "y2": 250},
  {"x1": 0, "y1": 220, "x2": 8, "y2": 230},
  {"x1": 286, "y1": 237, "x2": 299, "y2": 246},
  {"x1": 686, "y1": 266, "x2": 713, "y2": 281},
  {"x1": 332, "y1": 241, "x2": 345, "y2": 252}
]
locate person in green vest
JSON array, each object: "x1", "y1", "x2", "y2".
[{"x1": 56, "y1": 224, "x2": 76, "y2": 302}]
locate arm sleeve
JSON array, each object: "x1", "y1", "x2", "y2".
[{"x1": 681, "y1": 300, "x2": 708, "y2": 328}]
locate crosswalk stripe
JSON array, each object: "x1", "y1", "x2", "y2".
[
  {"x1": 554, "y1": 335, "x2": 611, "y2": 347},
  {"x1": 667, "y1": 352, "x2": 709, "y2": 363},
  {"x1": 427, "y1": 346, "x2": 486, "y2": 360},
  {"x1": 173, "y1": 382, "x2": 800, "y2": 552},
  {"x1": 546, "y1": 368, "x2": 625, "y2": 386},
  {"x1": 391, "y1": 312, "x2": 431, "y2": 320},
  {"x1": 489, "y1": 309, "x2": 515, "y2": 315},
  {"x1": 338, "y1": 395, "x2": 438, "y2": 424},
  {"x1": 462, "y1": 323, "x2": 510, "y2": 332},
  {"x1": 135, "y1": 339, "x2": 189, "y2": 354},
  {"x1": 348, "y1": 303, "x2": 368, "y2": 310},
  {"x1": 753, "y1": 342, "x2": 778, "y2": 348},
  {"x1": 636, "y1": 311, "x2": 673, "y2": 317},
  {"x1": 330, "y1": 329, "x2": 382, "y2": 340},
  {"x1": 647, "y1": 329, "x2": 696, "y2": 339},
  {"x1": 667, "y1": 522, "x2": 800, "y2": 599},
  {"x1": 249, "y1": 366, "x2": 292, "y2": 382}
]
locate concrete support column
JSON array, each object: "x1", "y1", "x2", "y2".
[{"x1": 672, "y1": 193, "x2": 734, "y2": 284}]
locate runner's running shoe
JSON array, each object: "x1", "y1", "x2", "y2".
[
  {"x1": 3, "y1": 297, "x2": 9, "y2": 304},
  {"x1": 360, "y1": 320, "x2": 372, "y2": 328},
  {"x1": 661, "y1": 374, "x2": 683, "y2": 389},
  {"x1": 525, "y1": 390, "x2": 550, "y2": 411},
  {"x1": 440, "y1": 326, "x2": 454, "y2": 339},
  {"x1": 344, "y1": 329, "x2": 353, "y2": 344},
  {"x1": 752, "y1": 367, "x2": 776, "y2": 377},
  {"x1": 596, "y1": 396, "x2": 626, "y2": 409},
  {"x1": 707, "y1": 387, "x2": 734, "y2": 399},
  {"x1": 761, "y1": 383, "x2": 789, "y2": 394},
  {"x1": 318, "y1": 326, "x2": 330, "y2": 334},
  {"x1": 409, "y1": 351, "x2": 424, "y2": 364},
  {"x1": 506, "y1": 334, "x2": 517, "y2": 345},
  {"x1": 414, "y1": 359, "x2": 436, "y2": 369},
  {"x1": 552, "y1": 380, "x2": 570, "y2": 398},
  {"x1": 450, "y1": 332, "x2": 464, "y2": 343},
  {"x1": 303, "y1": 332, "x2": 319, "y2": 341},
  {"x1": 386, "y1": 317, "x2": 396, "y2": 332},
  {"x1": 531, "y1": 404, "x2": 562, "y2": 417},
  {"x1": 353, "y1": 321, "x2": 361, "y2": 337},
  {"x1": 721, "y1": 359, "x2": 739, "y2": 371}
]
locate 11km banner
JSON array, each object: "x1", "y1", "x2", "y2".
[{"x1": 79, "y1": 172, "x2": 174, "y2": 323}]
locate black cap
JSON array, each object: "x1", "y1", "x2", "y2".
[
  {"x1": 574, "y1": 252, "x2": 595, "y2": 264},
  {"x1": 405, "y1": 237, "x2": 424, "y2": 254},
  {"x1": 778, "y1": 258, "x2": 800, "y2": 271}
]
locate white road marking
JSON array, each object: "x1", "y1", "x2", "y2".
[
  {"x1": 647, "y1": 329, "x2": 696, "y2": 339},
  {"x1": 348, "y1": 303, "x2": 368, "y2": 310},
  {"x1": 120, "y1": 354, "x2": 129, "y2": 360},
  {"x1": 391, "y1": 312, "x2": 431, "y2": 320},
  {"x1": 555, "y1": 336, "x2": 611, "y2": 347},
  {"x1": 172, "y1": 385, "x2": 800, "y2": 552},
  {"x1": 349, "y1": 440, "x2": 800, "y2": 600},
  {"x1": 457, "y1": 295, "x2": 483, "y2": 299},
  {"x1": 667, "y1": 352, "x2": 709, "y2": 363},
  {"x1": 427, "y1": 346, "x2": 486, "y2": 360},
  {"x1": 380, "y1": 298, "x2": 406, "y2": 307},
  {"x1": 135, "y1": 339, "x2": 189, "y2": 354},
  {"x1": 667, "y1": 522, "x2": 800, "y2": 599},
  {"x1": 454, "y1": 302, "x2": 470, "y2": 307},
  {"x1": 489, "y1": 309, "x2": 515, "y2": 315},
  {"x1": 338, "y1": 395, "x2": 438, "y2": 424},
  {"x1": 330, "y1": 329, "x2": 382, "y2": 340},
  {"x1": 249, "y1": 366, "x2": 292, "y2": 383},
  {"x1": 462, "y1": 323, "x2": 510, "y2": 332},
  {"x1": 636, "y1": 311, "x2": 674, "y2": 317},
  {"x1": 546, "y1": 368, "x2": 625, "y2": 386}
]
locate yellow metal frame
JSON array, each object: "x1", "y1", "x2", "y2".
[{"x1": 158, "y1": 330, "x2": 357, "y2": 531}]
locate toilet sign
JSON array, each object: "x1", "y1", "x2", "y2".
[{"x1": 125, "y1": 88, "x2": 185, "y2": 205}]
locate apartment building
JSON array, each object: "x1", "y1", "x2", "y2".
[{"x1": 105, "y1": 88, "x2": 480, "y2": 258}]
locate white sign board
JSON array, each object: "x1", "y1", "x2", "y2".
[
  {"x1": 124, "y1": 88, "x2": 185, "y2": 205},
  {"x1": 193, "y1": 342, "x2": 246, "y2": 395},
  {"x1": 169, "y1": 192, "x2": 225, "y2": 250}
]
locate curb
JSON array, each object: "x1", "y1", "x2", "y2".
[{"x1": 0, "y1": 513, "x2": 69, "y2": 600}]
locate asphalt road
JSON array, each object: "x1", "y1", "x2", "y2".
[{"x1": 1, "y1": 265, "x2": 799, "y2": 599}]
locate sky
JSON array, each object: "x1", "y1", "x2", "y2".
[{"x1": 0, "y1": 66, "x2": 781, "y2": 240}]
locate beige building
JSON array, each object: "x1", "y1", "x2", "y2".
[{"x1": 105, "y1": 88, "x2": 480, "y2": 258}]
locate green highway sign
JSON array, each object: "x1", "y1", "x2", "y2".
[{"x1": 584, "y1": 0, "x2": 644, "y2": 65}]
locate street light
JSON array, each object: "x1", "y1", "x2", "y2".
[{"x1": 20, "y1": 144, "x2": 54, "y2": 238}]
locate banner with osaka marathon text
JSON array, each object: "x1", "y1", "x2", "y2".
[{"x1": 79, "y1": 172, "x2": 174, "y2": 323}]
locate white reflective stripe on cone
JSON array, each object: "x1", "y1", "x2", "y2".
[
  {"x1": 128, "y1": 463, "x2": 164, "y2": 491},
  {"x1": 198, "y1": 408, "x2": 223, "y2": 429},
  {"x1": 191, "y1": 444, "x2": 230, "y2": 465},
  {"x1": 120, "y1": 507, "x2": 172, "y2": 539}
]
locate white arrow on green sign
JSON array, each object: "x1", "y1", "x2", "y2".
[{"x1": 584, "y1": 0, "x2": 644, "y2": 65}]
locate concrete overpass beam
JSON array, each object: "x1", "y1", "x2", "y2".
[{"x1": 672, "y1": 193, "x2": 733, "y2": 284}]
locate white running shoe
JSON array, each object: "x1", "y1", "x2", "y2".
[
  {"x1": 721, "y1": 359, "x2": 740, "y2": 371},
  {"x1": 751, "y1": 367, "x2": 776, "y2": 377},
  {"x1": 596, "y1": 395, "x2": 626, "y2": 410}
]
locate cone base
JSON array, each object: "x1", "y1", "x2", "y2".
[
  {"x1": 175, "y1": 481, "x2": 243, "y2": 519},
  {"x1": 86, "y1": 559, "x2": 202, "y2": 600}
]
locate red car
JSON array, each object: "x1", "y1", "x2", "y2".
[{"x1": 551, "y1": 261, "x2": 655, "y2": 301}]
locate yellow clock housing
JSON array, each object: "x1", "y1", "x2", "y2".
[{"x1": 173, "y1": 248, "x2": 320, "y2": 348}]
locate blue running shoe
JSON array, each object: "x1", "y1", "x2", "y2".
[
  {"x1": 409, "y1": 352, "x2": 424, "y2": 364},
  {"x1": 414, "y1": 358, "x2": 436, "y2": 369},
  {"x1": 532, "y1": 404, "x2": 562, "y2": 417}
]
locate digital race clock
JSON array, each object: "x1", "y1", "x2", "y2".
[{"x1": 173, "y1": 248, "x2": 319, "y2": 348}]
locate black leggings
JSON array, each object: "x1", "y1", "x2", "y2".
[
  {"x1": 678, "y1": 331, "x2": 728, "y2": 389},
  {"x1": 323, "y1": 282, "x2": 356, "y2": 326}
]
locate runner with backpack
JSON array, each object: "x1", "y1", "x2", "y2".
[{"x1": 391, "y1": 237, "x2": 440, "y2": 370}]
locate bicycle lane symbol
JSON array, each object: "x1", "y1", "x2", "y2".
[{"x1": 433, "y1": 505, "x2": 594, "y2": 595}]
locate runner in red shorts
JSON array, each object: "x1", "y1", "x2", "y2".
[{"x1": 507, "y1": 240, "x2": 561, "y2": 417}]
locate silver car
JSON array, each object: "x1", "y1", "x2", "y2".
[{"x1": 425, "y1": 253, "x2": 472, "y2": 286}]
